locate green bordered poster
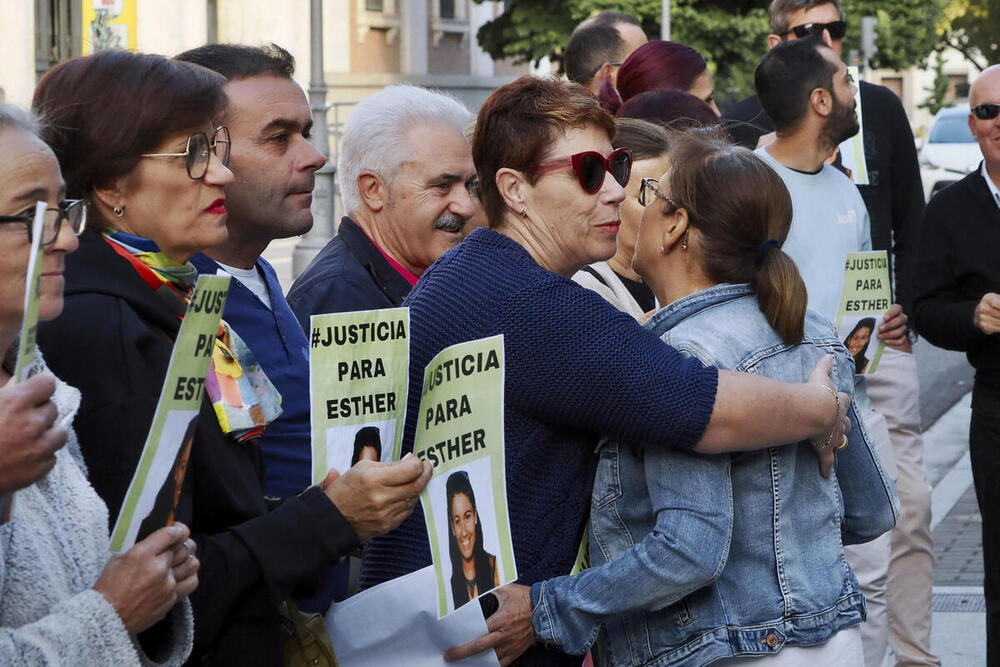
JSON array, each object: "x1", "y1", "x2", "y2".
[
  {"x1": 309, "y1": 307, "x2": 409, "y2": 483},
  {"x1": 838, "y1": 65, "x2": 869, "y2": 185},
  {"x1": 412, "y1": 335, "x2": 516, "y2": 618},
  {"x1": 835, "y1": 250, "x2": 891, "y2": 375},
  {"x1": 12, "y1": 202, "x2": 48, "y2": 383},
  {"x1": 0, "y1": 203, "x2": 48, "y2": 524},
  {"x1": 109, "y1": 275, "x2": 230, "y2": 552}
]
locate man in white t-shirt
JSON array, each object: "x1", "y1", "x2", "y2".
[{"x1": 754, "y1": 36, "x2": 912, "y2": 667}]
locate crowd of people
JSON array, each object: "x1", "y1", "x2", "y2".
[{"x1": 1, "y1": 0, "x2": 997, "y2": 665}]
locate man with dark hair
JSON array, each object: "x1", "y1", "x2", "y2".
[
  {"x1": 729, "y1": 4, "x2": 935, "y2": 666},
  {"x1": 174, "y1": 43, "x2": 433, "y2": 615},
  {"x1": 175, "y1": 43, "x2": 322, "y2": 499},
  {"x1": 755, "y1": 36, "x2": 927, "y2": 667},
  {"x1": 564, "y1": 11, "x2": 646, "y2": 95},
  {"x1": 913, "y1": 64, "x2": 1000, "y2": 666}
]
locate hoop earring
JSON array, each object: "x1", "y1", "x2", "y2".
[
  {"x1": 681, "y1": 231, "x2": 688, "y2": 250},
  {"x1": 113, "y1": 205, "x2": 125, "y2": 218}
]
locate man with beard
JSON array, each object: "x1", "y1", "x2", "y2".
[
  {"x1": 286, "y1": 85, "x2": 477, "y2": 331},
  {"x1": 755, "y1": 38, "x2": 914, "y2": 667}
]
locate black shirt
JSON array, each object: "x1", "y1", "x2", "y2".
[{"x1": 913, "y1": 168, "x2": 1000, "y2": 383}]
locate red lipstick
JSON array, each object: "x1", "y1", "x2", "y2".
[{"x1": 205, "y1": 198, "x2": 227, "y2": 215}]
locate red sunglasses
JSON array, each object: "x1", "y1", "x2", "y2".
[{"x1": 534, "y1": 147, "x2": 632, "y2": 193}]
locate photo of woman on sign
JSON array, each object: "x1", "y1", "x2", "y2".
[
  {"x1": 351, "y1": 425, "x2": 383, "y2": 466},
  {"x1": 844, "y1": 317, "x2": 876, "y2": 374},
  {"x1": 446, "y1": 470, "x2": 499, "y2": 609}
]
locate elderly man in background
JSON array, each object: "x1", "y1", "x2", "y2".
[
  {"x1": 913, "y1": 64, "x2": 1000, "y2": 665},
  {"x1": 286, "y1": 85, "x2": 477, "y2": 328},
  {"x1": 564, "y1": 11, "x2": 647, "y2": 96}
]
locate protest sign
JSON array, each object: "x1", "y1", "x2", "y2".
[
  {"x1": 835, "y1": 250, "x2": 891, "y2": 375},
  {"x1": 838, "y1": 66, "x2": 870, "y2": 185},
  {"x1": 0, "y1": 203, "x2": 49, "y2": 524},
  {"x1": 413, "y1": 335, "x2": 516, "y2": 618},
  {"x1": 309, "y1": 307, "x2": 409, "y2": 483},
  {"x1": 325, "y1": 565, "x2": 499, "y2": 666},
  {"x1": 108, "y1": 275, "x2": 230, "y2": 552},
  {"x1": 12, "y1": 202, "x2": 48, "y2": 383}
]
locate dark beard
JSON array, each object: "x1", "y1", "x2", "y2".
[{"x1": 824, "y1": 94, "x2": 860, "y2": 148}]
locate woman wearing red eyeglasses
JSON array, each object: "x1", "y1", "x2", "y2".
[{"x1": 361, "y1": 75, "x2": 853, "y2": 666}]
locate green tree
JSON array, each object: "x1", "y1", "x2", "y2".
[
  {"x1": 920, "y1": 49, "x2": 951, "y2": 114},
  {"x1": 841, "y1": 0, "x2": 943, "y2": 71},
  {"x1": 939, "y1": 0, "x2": 1000, "y2": 71},
  {"x1": 472, "y1": 0, "x2": 943, "y2": 102}
]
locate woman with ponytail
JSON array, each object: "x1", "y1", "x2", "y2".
[{"x1": 526, "y1": 131, "x2": 898, "y2": 666}]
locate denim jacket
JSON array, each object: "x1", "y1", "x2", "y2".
[{"x1": 530, "y1": 283, "x2": 899, "y2": 666}]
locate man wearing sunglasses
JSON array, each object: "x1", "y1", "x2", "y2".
[
  {"x1": 914, "y1": 65, "x2": 1000, "y2": 667},
  {"x1": 730, "y1": 4, "x2": 935, "y2": 667}
]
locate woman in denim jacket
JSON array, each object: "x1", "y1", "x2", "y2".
[{"x1": 529, "y1": 132, "x2": 899, "y2": 666}]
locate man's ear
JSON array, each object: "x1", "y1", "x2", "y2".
[
  {"x1": 766, "y1": 34, "x2": 782, "y2": 50},
  {"x1": 496, "y1": 167, "x2": 527, "y2": 217},
  {"x1": 358, "y1": 170, "x2": 387, "y2": 212},
  {"x1": 810, "y1": 87, "x2": 833, "y2": 118}
]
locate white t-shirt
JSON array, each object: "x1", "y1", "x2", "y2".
[
  {"x1": 756, "y1": 147, "x2": 872, "y2": 323},
  {"x1": 215, "y1": 261, "x2": 273, "y2": 310},
  {"x1": 720, "y1": 624, "x2": 864, "y2": 666}
]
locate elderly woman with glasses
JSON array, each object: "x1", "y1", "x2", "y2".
[
  {"x1": 32, "y1": 51, "x2": 378, "y2": 664},
  {"x1": 0, "y1": 102, "x2": 196, "y2": 665},
  {"x1": 361, "y1": 76, "x2": 853, "y2": 666}
]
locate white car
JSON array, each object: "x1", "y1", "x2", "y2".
[{"x1": 919, "y1": 105, "x2": 982, "y2": 202}]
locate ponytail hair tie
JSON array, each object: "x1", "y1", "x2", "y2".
[{"x1": 756, "y1": 238, "x2": 781, "y2": 266}]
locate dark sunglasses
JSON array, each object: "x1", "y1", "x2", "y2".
[
  {"x1": 782, "y1": 20, "x2": 847, "y2": 40},
  {"x1": 973, "y1": 104, "x2": 1000, "y2": 120},
  {"x1": 534, "y1": 147, "x2": 632, "y2": 193},
  {"x1": 0, "y1": 199, "x2": 89, "y2": 245},
  {"x1": 141, "y1": 126, "x2": 231, "y2": 180}
]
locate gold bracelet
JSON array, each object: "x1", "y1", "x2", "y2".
[{"x1": 817, "y1": 384, "x2": 840, "y2": 452}]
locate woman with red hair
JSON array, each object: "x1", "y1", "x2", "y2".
[{"x1": 600, "y1": 40, "x2": 721, "y2": 117}]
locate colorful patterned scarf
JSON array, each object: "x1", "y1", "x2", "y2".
[{"x1": 104, "y1": 231, "x2": 282, "y2": 442}]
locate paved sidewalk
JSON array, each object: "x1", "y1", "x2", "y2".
[{"x1": 924, "y1": 391, "x2": 986, "y2": 665}]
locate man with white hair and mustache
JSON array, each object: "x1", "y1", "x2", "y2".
[{"x1": 287, "y1": 84, "x2": 478, "y2": 330}]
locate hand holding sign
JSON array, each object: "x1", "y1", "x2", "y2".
[
  {"x1": 877, "y1": 304, "x2": 909, "y2": 351},
  {"x1": 321, "y1": 453, "x2": 432, "y2": 543},
  {"x1": 0, "y1": 374, "x2": 67, "y2": 494},
  {"x1": 94, "y1": 522, "x2": 197, "y2": 634},
  {"x1": 444, "y1": 583, "x2": 534, "y2": 665}
]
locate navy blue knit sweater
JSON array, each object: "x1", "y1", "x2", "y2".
[{"x1": 360, "y1": 228, "x2": 718, "y2": 663}]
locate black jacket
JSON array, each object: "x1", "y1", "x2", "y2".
[
  {"x1": 913, "y1": 168, "x2": 1000, "y2": 382},
  {"x1": 724, "y1": 81, "x2": 925, "y2": 313},
  {"x1": 38, "y1": 230, "x2": 360, "y2": 666},
  {"x1": 286, "y1": 217, "x2": 413, "y2": 333}
]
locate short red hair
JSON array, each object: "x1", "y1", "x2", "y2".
[{"x1": 473, "y1": 76, "x2": 615, "y2": 227}]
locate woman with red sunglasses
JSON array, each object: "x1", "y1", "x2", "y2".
[{"x1": 361, "y1": 76, "x2": 852, "y2": 666}]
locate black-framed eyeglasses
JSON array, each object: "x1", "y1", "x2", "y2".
[
  {"x1": 782, "y1": 20, "x2": 847, "y2": 40},
  {"x1": 141, "y1": 126, "x2": 231, "y2": 180},
  {"x1": 534, "y1": 147, "x2": 632, "y2": 193},
  {"x1": 0, "y1": 199, "x2": 89, "y2": 245},
  {"x1": 973, "y1": 103, "x2": 1000, "y2": 120},
  {"x1": 638, "y1": 178, "x2": 680, "y2": 209}
]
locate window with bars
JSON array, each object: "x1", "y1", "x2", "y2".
[
  {"x1": 364, "y1": 0, "x2": 384, "y2": 11},
  {"x1": 34, "y1": 0, "x2": 80, "y2": 80},
  {"x1": 439, "y1": 0, "x2": 455, "y2": 19}
]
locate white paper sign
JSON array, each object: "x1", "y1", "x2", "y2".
[{"x1": 325, "y1": 565, "x2": 500, "y2": 666}]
